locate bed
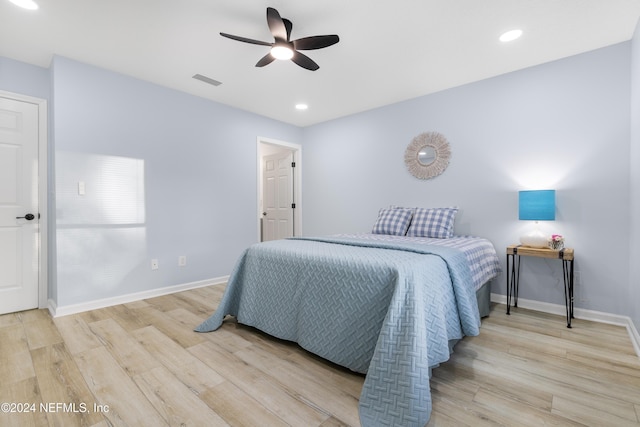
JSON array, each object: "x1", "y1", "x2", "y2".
[{"x1": 196, "y1": 207, "x2": 501, "y2": 426}]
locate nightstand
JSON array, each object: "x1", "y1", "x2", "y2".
[{"x1": 506, "y1": 244, "x2": 575, "y2": 328}]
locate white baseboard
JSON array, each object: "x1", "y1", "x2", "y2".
[
  {"x1": 49, "y1": 276, "x2": 229, "y2": 318},
  {"x1": 491, "y1": 293, "x2": 640, "y2": 359}
]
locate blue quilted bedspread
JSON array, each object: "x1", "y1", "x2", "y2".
[{"x1": 195, "y1": 236, "x2": 482, "y2": 427}]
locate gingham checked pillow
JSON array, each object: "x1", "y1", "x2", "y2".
[
  {"x1": 406, "y1": 207, "x2": 458, "y2": 238},
  {"x1": 371, "y1": 208, "x2": 414, "y2": 236}
]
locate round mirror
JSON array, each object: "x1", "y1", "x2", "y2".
[
  {"x1": 418, "y1": 147, "x2": 436, "y2": 165},
  {"x1": 404, "y1": 132, "x2": 451, "y2": 179}
]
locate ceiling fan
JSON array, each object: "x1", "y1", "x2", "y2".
[{"x1": 220, "y1": 7, "x2": 339, "y2": 71}]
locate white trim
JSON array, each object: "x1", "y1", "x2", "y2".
[
  {"x1": 49, "y1": 276, "x2": 229, "y2": 317},
  {"x1": 256, "y1": 137, "x2": 303, "y2": 241},
  {"x1": 37, "y1": 98, "x2": 48, "y2": 310},
  {"x1": 629, "y1": 321, "x2": 640, "y2": 359},
  {"x1": 491, "y1": 293, "x2": 640, "y2": 359},
  {"x1": 0, "y1": 90, "x2": 48, "y2": 311}
]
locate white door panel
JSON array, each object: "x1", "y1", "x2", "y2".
[
  {"x1": 0, "y1": 145, "x2": 19, "y2": 204},
  {"x1": 0, "y1": 229, "x2": 19, "y2": 288},
  {"x1": 262, "y1": 151, "x2": 294, "y2": 241},
  {"x1": 0, "y1": 97, "x2": 39, "y2": 315}
]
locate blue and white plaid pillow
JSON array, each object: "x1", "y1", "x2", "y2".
[
  {"x1": 406, "y1": 207, "x2": 458, "y2": 238},
  {"x1": 371, "y1": 208, "x2": 414, "y2": 236}
]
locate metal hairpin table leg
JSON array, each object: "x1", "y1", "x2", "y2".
[
  {"x1": 562, "y1": 258, "x2": 574, "y2": 328},
  {"x1": 506, "y1": 253, "x2": 520, "y2": 315}
]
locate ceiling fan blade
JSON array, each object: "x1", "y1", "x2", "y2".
[
  {"x1": 283, "y1": 18, "x2": 293, "y2": 41},
  {"x1": 266, "y1": 7, "x2": 288, "y2": 41},
  {"x1": 220, "y1": 32, "x2": 272, "y2": 47},
  {"x1": 291, "y1": 51, "x2": 319, "y2": 71},
  {"x1": 293, "y1": 35, "x2": 340, "y2": 50},
  {"x1": 255, "y1": 53, "x2": 276, "y2": 67}
]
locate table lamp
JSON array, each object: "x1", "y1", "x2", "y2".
[{"x1": 519, "y1": 189, "x2": 555, "y2": 248}]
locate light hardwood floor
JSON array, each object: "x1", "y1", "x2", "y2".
[{"x1": 1, "y1": 284, "x2": 639, "y2": 427}]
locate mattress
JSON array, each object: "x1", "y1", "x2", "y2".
[{"x1": 334, "y1": 233, "x2": 502, "y2": 291}]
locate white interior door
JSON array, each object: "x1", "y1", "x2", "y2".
[
  {"x1": 262, "y1": 151, "x2": 294, "y2": 241},
  {"x1": 0, "y1": 96, "x2": 40, "y2": 315}
]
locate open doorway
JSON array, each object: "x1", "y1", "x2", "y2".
[{"x1": 257, "y1": 137, "x2": 302, "y2": 242}]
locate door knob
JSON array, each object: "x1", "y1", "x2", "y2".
[{"x1": 16, "y1": 213, "x2": 35, "y2": 220}]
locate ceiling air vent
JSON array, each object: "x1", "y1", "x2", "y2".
[{"x1": 192, "y1": 74, "x2": 222, "y2": 87}]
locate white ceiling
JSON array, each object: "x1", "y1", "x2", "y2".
[{"x1": 2, "y1": 0, "x2": 640, "y2": 127}]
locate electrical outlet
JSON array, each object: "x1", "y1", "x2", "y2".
[
  {"x1": 178, "y1": 256, "x2": 187, "y2": 267},
  {"x1": 151, "y1": 259, "x2": 159, "y2": 270}
]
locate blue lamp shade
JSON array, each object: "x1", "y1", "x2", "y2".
[{"x1": 519, "y1": 190, "x2": 556, "y2": 221}]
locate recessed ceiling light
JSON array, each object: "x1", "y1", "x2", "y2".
[
  {"x1": 8, "y1": 0, "x2": 38, "y2": 10},
  {"x1": 295, "y1": 104, "x2": 308, "y2": 111},
  {"x1": 499, "y1": 29, "x2": 523, "y2": 43}
]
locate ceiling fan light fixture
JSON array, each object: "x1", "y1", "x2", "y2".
[
  {"x1": 220, "y1": 7, "x2": 338, "y2": 71},
  {"x1": 271, "y1": 44, "x2": 294, "y2": 60},
  {"x1": 9, "y1": 0, "x2": 38, "y2": 10}
]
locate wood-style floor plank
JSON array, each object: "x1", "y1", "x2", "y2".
[
  {"x1": 132, "y1": 306, "x2": 208, "y2": 348},
  {"x1": 0, "y1": 377, "x2": 47, "y2": 427},
  {"x1": 53, "y1": 314, "x2": 104, "y2": 355},
  {"x1": 133, "y1": 325, "x2": 225, "y2": 394},
  {"x1": 234, "y1": 341, "x2": 362, "y2": 425},
  {"x1": 0, "y1": 324, "x2": 36, "y2": 384},
  {"x1": 22, "y1": 316, "x2": 64, "y2": 351},
  {"x1": 30, "y1": 342, "x2": 105, "y2": 427},
  {"x1": 551, "y1": 394, "x2": 640, "y2": 427},
  {"x1": 199, "y1": 381, "x2": 288, "y2": 427},
  {"x1": 0, "y1": 285, "x2": 638, "y2": 427},
  {"x1": 89, "y1": 318, "x2": 165, "y2": 378},
  {"x1": 189, "y1": 339, "x2": 331, "y2": 426},
  {"x1": 73, "y1": 346, "x2": 168, "y2": 426},
  {"x1": 132, "y1": 365, "x2": 228, "y2": 426}
]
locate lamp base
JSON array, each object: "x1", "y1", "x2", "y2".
[{"x1": 520, "y1": 229, "x2": 548, "y2": 248}]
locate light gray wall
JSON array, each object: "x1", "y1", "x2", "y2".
[
  {"x1": 51, "y1": 56, "x2": 302, "y2": 306},
  {"x1": 302, "y1": 43, "x2": 633, "y2": 321},
  {"x1": 630, "y1": 19, "x2": 640, "y2": 330},
  {"x1": 2, "y1": 38, "x2": 638, "y2": 331},
  {"x1": 0, "y1": 56, "x2": 50, "y2": 99}
]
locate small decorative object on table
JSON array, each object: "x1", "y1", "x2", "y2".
[{"x1": 548, "y1": 234, "x2": 564, "y2": 251}]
